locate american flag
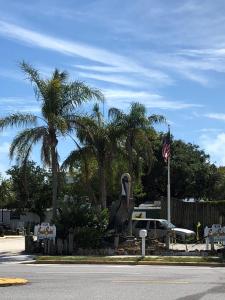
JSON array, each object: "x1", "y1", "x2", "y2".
[{"x1": 162, "y1": 131, "x2": 170, "y2": 162}]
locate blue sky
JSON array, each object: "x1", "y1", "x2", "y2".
[{"x1": 1, "y1": 0, "x2": 225, "y2": 174}]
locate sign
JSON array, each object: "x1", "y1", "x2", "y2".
[
  {"x1": 204, "y1": 224, "x2": 225, "y2": 245},
  {"x1": 34, "y1": 223, "x2": 56, "y2": 241},
  {"x1": 132, "y1": 211, "x2": 146, "y2": 219}
]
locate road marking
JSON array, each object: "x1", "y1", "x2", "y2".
[
  {"x1": 28, "y1": 271, "x2": 142, "y2": 275},
  {"x1": 0, "y1": 277, "x2": 28, "y2": 286},
  {"x1": 112, "y1": 279, "x2": 190, "y2": 284}
]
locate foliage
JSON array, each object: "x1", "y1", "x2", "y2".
[
  {"x1": 109, "y1": 102, "x2": 165, "y2": 199},
  {"x1": 0, "y1": 175, "x2": 15, "y2": 209},
  {"x1": 142, "y1": 137, "x2": 221, "y2": 201},
  {"x1": 5, "y1": 161, "x2": 51, "y2": 219},
  {"x1": 63, "y1": 103, "x2": 121, "y2": 208},
  {"x1": 0, "y1": 62, "x2": 104, "y2": 219},
  {"x1": 2, "y1": 62, "x2": 225, "y2": 228},
  {"x1": 54, "y1": 199, "x2": 109, "y2": 248}
]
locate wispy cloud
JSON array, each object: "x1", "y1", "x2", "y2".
[
  {"x1": 198, "y1": 128, "x2": 223, "y2": 133},
  {"x1": 75, "y1": 64, "x2": 123, "y2": 73},
  {"x1": 0, "y1": 142, "x2": 10, "y2": 154},
  {"x1": 77, "y1": 72, "x2": 143, "y2": 87},
  {"x1": 205, "y1": 113, "x2": 225, "y2": 122},
  {"x1": 104, "y1": 89, "x2": 202, "y2": 110},
  {"x1": 0, "y1": 97, "x2": 40, "y2": 115},
  {"x1": 0, "y1": 20, "x2": 171, "y2": 86},
  {"x1": 0, "y1": 142, "x2": 11, "y2": 175},
  {"x1": 0, "y1": 69, "x2": 26, "y2": 83},
  {"x1": 200, "y1": 132, "x2": 225, "y2": 165}
]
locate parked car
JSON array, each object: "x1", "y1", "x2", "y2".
[{"x1": 132, "y1": 218, "x2": 195, "y2": 242}]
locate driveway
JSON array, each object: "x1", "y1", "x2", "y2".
[
  {"x1": 0, "y1": 236, "x2": 25, "y2": 255},
  {"x1": 0, "y1": 236, "x2": 34, "y2": 263}
]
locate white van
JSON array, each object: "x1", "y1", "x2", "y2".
[{"x1": 132, "y1": 218, "x2": 195, "y2": 242}]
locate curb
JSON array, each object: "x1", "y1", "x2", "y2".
[
  {"x1": 0, "y1": 278, "x2": 28, "y2": 287},
  {"x1": 34, "y1": 260, "x2": 225, "y2": 267}
]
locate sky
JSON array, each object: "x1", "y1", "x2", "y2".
[{"x1": 1, "y1": 0, "x2": 225, "y2": 174}]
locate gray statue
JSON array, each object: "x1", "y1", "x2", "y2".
[{"x1": 108, "y1": 173, "x2": 134, "y2": 234}]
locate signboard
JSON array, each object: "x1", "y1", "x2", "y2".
[
  {"x1": 34, "y1": 223, "x2": 56, "y2": 241},
  {"x1": 204, "y1": 224, "x2": 225, "y2": 246},
  {"x1": 132, "y1": 211, "x2": 146, "y2": 219}
]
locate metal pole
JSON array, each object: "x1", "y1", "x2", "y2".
[
  {"x1": 166, "y1": 125, "x2": 171, "y2": 250},
  {"x1": 142, "y1": 237, "x2": 145, "y2": 257},
  {"x1": 167, "y1": 155, "x2": 171, "y2": 223}
]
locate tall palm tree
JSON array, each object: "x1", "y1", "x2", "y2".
[
  {"x1": 0, "y1": 62, "x2": 104, "y2": 218},
  {"x1": 63, "y1": 103, "x2": 121, "y2": 209},
  {"x1": 109, "y1": 102, "x2": 165, "y2": 196}
]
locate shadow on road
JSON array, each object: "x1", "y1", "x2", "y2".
[{"x1": 176, "y1": 284, "x2": 225, "y2": 300}]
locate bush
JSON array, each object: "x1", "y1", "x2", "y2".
[
  {"x1": 54, "y1": 199, "x2": 109, "y2": 248},
  {"x1": 73, "y1": 227, "x2": 103, "y2": 249}
]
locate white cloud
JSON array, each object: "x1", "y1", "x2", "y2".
[
  {"x1": 205, "y1": 113, "x2": 225, "y2": 122},
  {"x1": 200, "y1": 133, "x2": 225, "y2": 165},
  {"x1": 0, "y1": 142, "x2": 10, "y2": 154},
  {"x1": 198, "y1": 128, "x2": 222, "y2": 133},
  {"x1": 0, "y1": 69, "x2": 25, "y2": 82},
  {"x1": 75, "y1": 65, "x2": 122, "y2": 73},
  {"x1": 78, "y1": 72, "x2": 142, "y2": 87},
  {"x1": 0, "y1": 20, "x2": 171, "y2": 86},
  {"x1": 104, "y1": 89, "x2": 202, "y2": 110},
  {"x1": 0, "y1": 97, "x2": 40, "y2": 114},
  {"x1": 0, "y1": 143, "x2": 11, "y2": 176}
]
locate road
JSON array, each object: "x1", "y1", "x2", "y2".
[{"x1": 0, "y1": 264, "x2": 225, "y2": 299}]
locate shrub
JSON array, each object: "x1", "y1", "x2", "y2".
[{"x1": 54, "y1": 199, "x2": 109, "y2": 248}]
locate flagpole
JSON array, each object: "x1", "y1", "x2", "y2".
[
  {"x1": 167, "y1": 153, "x2": 171, "y2": 223},
  {"x1": 167, "y1": 125, "x2": 171, "y2": 250},
  {"x1": 167, "y1": 124, "x2": 171, "y2": 223}
]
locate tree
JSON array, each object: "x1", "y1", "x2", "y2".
[
  {"x1": 0, "y1": 175, "x2": 14, "y2": 212},
  {"x1": 63, "y1": 103, "x2": 121, "y2": 209},
  {"x1": 109, "y1": 102, "x2": 165, "y2": 198},
  {"x1": 0, "y1": 62, "x2": 104, "y2": 218},
  {"x1": 142, "y1": 137, "x2": 220, "y2": 201},
  {"x1": 6, "y1": 161, "x2": 51, "y2": 220}
]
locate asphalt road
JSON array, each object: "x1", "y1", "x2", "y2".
[{"x1": 0, "y1": 264, "x2": 225, "y2": 300}]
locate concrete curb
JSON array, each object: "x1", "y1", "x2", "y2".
[
  {"x1": 34, "y1": 260, "x2": 225, "y2": 267},
  {"x1": 0, "y1": 278, "x2": 28, "y2": 287}
]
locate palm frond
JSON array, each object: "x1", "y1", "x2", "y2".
[
  {"x1": 52, "y1": 69, "x2": 68, "y2": 82},
  {"x1": 62, "y1": 146, "x2": 92, "y2": 172},
  {"x1": 148, "y1": 114, "x2": 166, "y2": 124},
  {"x1": 61, "y1": 82, "x2": 104, "y2": 112},
  {"x1": 108, "y1": 107, "x2": 124, "y2": 121},
  {"x1": 0, "y1": 113, "x2": 37, "y2": 130},
  {"x1": 20, "y1": 61, "x2": 46, "y2": 101},
  {"x1": 10, "y1": 126, "x2": 46, "y2": 164}
]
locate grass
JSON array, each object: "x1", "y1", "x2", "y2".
[{"x1": 36, "y1": 255, "x2": 224, "y2": 265}]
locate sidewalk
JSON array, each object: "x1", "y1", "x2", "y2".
[
  {"x1": 0, "y1": 236, "x2": 34, "y2": 263},
  {"x1": 0, "y1": 236, "x2": 25, "y2": 256}
]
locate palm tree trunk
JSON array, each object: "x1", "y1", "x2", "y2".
[
  {"x1": 83, "y1": 157, "x2": 97, "y2": 205},
  {"x1": 50, "y1": 132, "x2": 58, "y2": 220},
  {"x1": 127, "y1": 142, "x2": 134, "y2": 199},
  {"x1": 98, "y1": 160, "x2": 107, "y2": 209},
  {"x1": 51, "y1": 147, "x2": 58, "y2": 220}
]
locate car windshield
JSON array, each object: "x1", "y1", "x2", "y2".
[{"x1": 161, "y1": 220, "x2": 176, "y2": 229}]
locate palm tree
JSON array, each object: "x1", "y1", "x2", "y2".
[
  {"x1": 0, "y1": 62, "x2": 104, "y2": 218},
  {"x1": 109, "y1": 102, "x2": 165, "y2": 197},
  {"x1": 63, "y1": 103, "x2": 121, "y2": 209}
]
